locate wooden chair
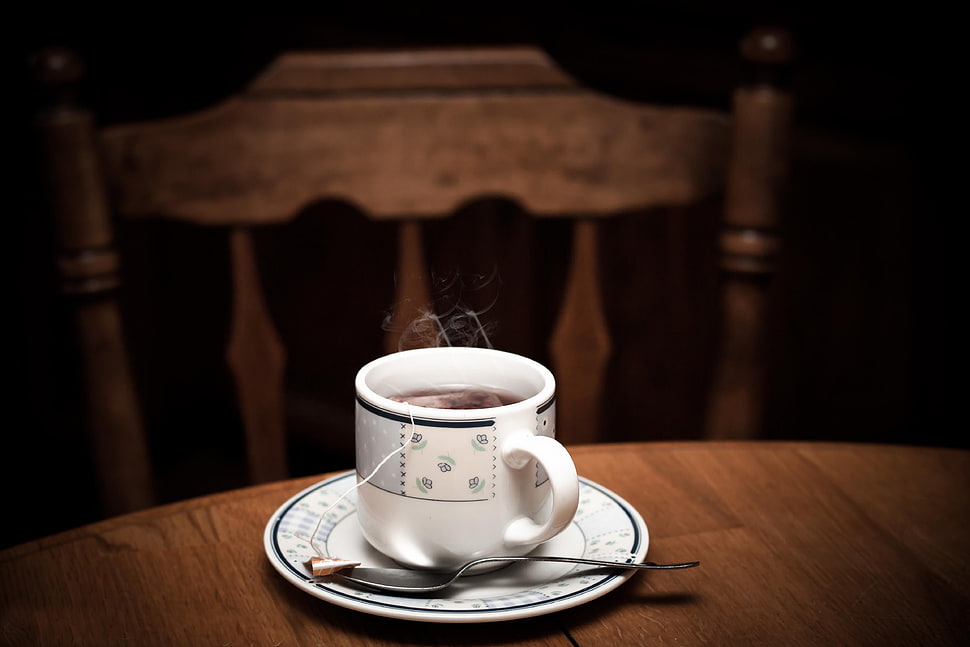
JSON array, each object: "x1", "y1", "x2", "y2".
[{"x1": 30, "y1": 27, "x2": 794, "y2": 517}]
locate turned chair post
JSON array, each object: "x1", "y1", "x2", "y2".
[
  {"x1": 705, "y1": 27, "x2": 795, "y2": 438},
  {"x1": 31, "y1": 48, "x2": 156, "y2": 514}
]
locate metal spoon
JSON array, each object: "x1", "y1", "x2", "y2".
[{"x1": 325, "y1": 556, "x2": 700, "y2": 594}]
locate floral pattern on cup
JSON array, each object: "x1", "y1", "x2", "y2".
[{"x1": 356, "y1": 405, "x2": 496, "y2": 501}]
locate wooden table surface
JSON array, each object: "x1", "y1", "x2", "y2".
[{"x1": 2, "y1": 441, "x2": 968, "y2": 646}]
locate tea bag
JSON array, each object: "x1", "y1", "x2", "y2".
[
  {"x1": 305, "y1": 556, "x2": 361, "y2": 576},
  {"x1": 390, "y1": 389, "x2": 505, "y2": 409}
]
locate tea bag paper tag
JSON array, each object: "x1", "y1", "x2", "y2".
[{"x1": 305, "y1": 556, "x2": 361, "y2": 576}]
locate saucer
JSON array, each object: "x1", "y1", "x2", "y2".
[{"x1": 263, "y1": 471, "x2": 649, "y2": 623}]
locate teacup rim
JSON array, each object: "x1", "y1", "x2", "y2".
[{"x1": 355, "y1": 347, "x2": 555, "y2": 417}]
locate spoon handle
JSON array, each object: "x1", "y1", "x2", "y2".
[
  {"x1": 329, "y1": 556, "x2": 700, "y2": 594},
  {"x1": 461, "y1": 555, "x2": 699, "y2": 574}
]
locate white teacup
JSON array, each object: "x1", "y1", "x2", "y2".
[{"x1": 354, "y1": 347, "x2": 580, "y2": 570}]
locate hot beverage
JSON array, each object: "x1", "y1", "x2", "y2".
[
  {"x1": 355, "y1": 346, "x2": 578, "y2": 570},
  {"x1": 388, "y1": 385, "x2": 524, "y2": 409}
]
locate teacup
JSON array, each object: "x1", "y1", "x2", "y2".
[{"x1": 354, "y1": 346, "x2": 579, "y2": 570}]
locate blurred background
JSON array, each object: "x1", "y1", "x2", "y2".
[{"x1": 9, "y1": 6, "x2": 942, "y2": 549}]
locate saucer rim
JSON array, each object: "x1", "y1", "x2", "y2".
[{"x1": 263, "y1": 471, "x2": 649, "y2": 623}]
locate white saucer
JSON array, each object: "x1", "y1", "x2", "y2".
[{"x1": 263, "y1": 471, "x2": 649, "y2": 623}]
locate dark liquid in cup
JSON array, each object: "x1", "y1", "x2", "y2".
[{"x1": 388, "y1": 386, "x2": 524, "y2": 409}]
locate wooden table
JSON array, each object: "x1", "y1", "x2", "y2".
[{"x1": 2, "y1": 441, "x2": 968, "y2": 646}]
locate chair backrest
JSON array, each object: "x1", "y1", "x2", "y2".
[{"x1": 31, "y1": 27, "x2": 794, "y2": 516}]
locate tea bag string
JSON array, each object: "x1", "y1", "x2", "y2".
[{"x1": 299, "y1": 403, "x2": 417, "y2": 558}]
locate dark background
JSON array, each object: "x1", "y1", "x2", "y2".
[{"x1": 9, "y1": 6, "x2": 944, "y2": 549}]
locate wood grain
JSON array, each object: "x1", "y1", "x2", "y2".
[
  {"x1": 2, "y1": 442, "x2": 966, "y2": 646},
  {"x1": 100, "y1": 93, "x2": 729, "y2": 224}
]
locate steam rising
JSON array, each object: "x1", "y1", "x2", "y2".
[{"x1": 383, "y1": 268, "x2": 501, "y2": 350}]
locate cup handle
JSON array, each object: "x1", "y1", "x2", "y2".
[{"x1": 501, "y1": 432, "x2": 580, "y2": 547}]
